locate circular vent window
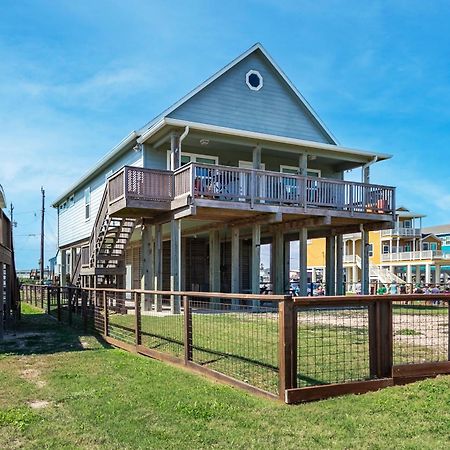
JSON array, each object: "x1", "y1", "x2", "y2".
[{"x1": 246, "y1": 70, "x2": 263, "y2": 91}]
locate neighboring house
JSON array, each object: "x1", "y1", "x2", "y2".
[
  {"x1": 423, "y1": 223, "x2": 450, "y2": 279},
  {"x1": 52, "y1": 43, "x2": 396, "y2": 304},
  {"x1": 308, "y1": 206, "x2": 449, "y2": 287},
  {"x1": 0, "y1": 184, "x2": 19, "y2": 336}
]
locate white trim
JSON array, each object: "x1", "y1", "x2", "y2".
[
  {"x1": 238, "y1": 160, "x2": 266, "y2": 170},
  {"x1": 280, "y1": 164, "x2": 321, "y2": 177},
  {"x1": 138, "y1": 43, "x2": 338, "y2": 144},
  {"x1": 245, "y1": 69, "x2": 263, "y2": 91}
]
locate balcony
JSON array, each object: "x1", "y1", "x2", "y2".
[
  {"x1": 107, "y1": 163, "x2": 396, "y2": 220},
  {"x1": 381, "y1": 227, "x2": 421, "y2": 237},
  {"x1": 381, "y1": 250, "x2": 445, "y2": 262}
]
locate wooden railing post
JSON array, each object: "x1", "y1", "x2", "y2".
[
  {"x1": 103, "y1": 291, "x2": 108, "y2": 337},
  {"x1": 278, "y1": 297, "x2": 297, "y2": 401},
  {"x1": 134, "y1": 292, "x2": 141, "y2": 347},
  {"x1": 183, "y1": 295, "x2": 193, "y2": 364},
  {"x1": 369, "y1": 300, "x2": 393, "y2": 379},
  {"x1": 40, "y1": 286, "x2": 44, "y2": 309},
  {"x1": 56, "y1": 287, "x2": 61, "y2": 321}
]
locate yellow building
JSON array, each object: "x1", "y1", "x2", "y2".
[{"x1": 307, "y1": 207, "x2": 448, "y2": 289}]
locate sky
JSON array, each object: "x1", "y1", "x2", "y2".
[{"x1": 1, "y1": 0, "x2": 449, "y2": 269}]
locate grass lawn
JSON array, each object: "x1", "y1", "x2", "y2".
[{"x1": 0, "y1": 304, "x2": 449, "y2": 449}]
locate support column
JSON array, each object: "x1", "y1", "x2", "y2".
[
  {"x1": 352, "y1": 264, "x2": 358, "y2": 292},
  {"x1": 425, "y1": 264, "x2": 431, "y2": 285},
  {"x1": 140, "y1": 222, "x2": 154, "y2": 311},
  {"x1": 154, "y1": 223, "x2": 163, "y2": 312},
  {"x1": 311, "y1": 267, "x2": 317, "y2": 283},
  {"x1": 299, "y1": 228, "x2": 308, "y2": 296},
  {"x1": 325, "y1": 236, "x2": 336, "y2": 296},
  {"x1": 361, "y1": 229, "x2": 370, "y2": 294},
  {"x1": 61, "y1": 249, "x2": 67, "y2": 286},
  {"x1": 415, "y1": 265, "x2": 421, "y2": 284},
  {"x1": 252, "y1": 145, "x2": 261, "y2": 169},
  {"x1": 284, "y1": 239, "x2": 291, "y2": 294},
  {"x1": 251, "y1": 224, "x2": 261, "y2": 307},
  {"x1": 406, "y1": 264, "x2": 412, "y2": 285},
  {"x1": 435, "y1": 264, "x2": 441, "y2": 286},
  {"x1": 299, "y1": 153, "x2": 308, "y2": 176},
  {"x1": 209, "y1": 230, "x2": 221, "y2": 292},
  {"x1": 231, "y1": 227, "x2": 240, "y2": 308},
  {"x1": 170, "y1": 133, "x2": 180, "y2": 170},
  {"x1": 170, "y1": 219, "x2": 181, "y2": 314},
  {"x1": 335, "y1": 235, "x2": 344, "y2": 295},
  {"x1": 273, "y1": 230, "x2": 284, "y2": 294}
]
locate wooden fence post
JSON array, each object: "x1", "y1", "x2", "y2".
[
  {"x1": 40, "y1": 286, "x2": 44, "y2": 309},
  {"x1": 68, "y1": 287, "x2": 73, "y2": 326},
  {"x1": 103, "y1": 291, "x2": 108, "y2": 337},
  {"x1": 134, "y1": 292, "x2": 141, "y2": 347},
  {"x1": 183, "y1": 295, "x2": 193, "y2": 364},
  {"x1": 82, "y1": 290, "x2": 88, "y2": 334},
  {"x1": 369, "y1": 300, "x2": 393, "y2": 379},
  {"x1": 56, "y1": 287, "x2": 61, "y2": 321},
  {"x1": 278, "y1": 297, "x2": 297, "y2": 401},
  {"x1": 33, "y1": 285, "x2": 37, "y2": 306},
  {"x1": 46, "y1": 287, "x2": 51, "y2": 315}
]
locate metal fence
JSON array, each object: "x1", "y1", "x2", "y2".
[{"x1": 21, "y1": 285, "x2": 450, "y2": 403}]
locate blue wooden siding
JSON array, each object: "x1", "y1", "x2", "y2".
[
  {"x1": 168, "y1": 50, "x2": 333, "y2": 144},
  {"x1": 58, "y1": 149, "x2": 142, "y2": 247}
]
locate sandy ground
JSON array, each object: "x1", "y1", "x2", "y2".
[{"x1": 296, "y1": 309, "x2": 448, "y2": 352}]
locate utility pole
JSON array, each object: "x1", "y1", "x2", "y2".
[{"x1": 40, "y1": 187, "x2": 45, "y2": 284}]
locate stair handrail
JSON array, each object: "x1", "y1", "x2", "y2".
[{"x1": 89, "y1": 185, "x2": 110, "y2": 267}]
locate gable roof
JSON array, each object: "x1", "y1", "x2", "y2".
[
  {"x1": 423, "y1": 224, "x2": 450, "y2": 235},
  {"x1": 138, "y1": 43, "x2": 338, "y2": 144}
]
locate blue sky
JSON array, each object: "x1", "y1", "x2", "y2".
[{"x1": 1, "y1": 0, "x2": 449, "y2": 269}]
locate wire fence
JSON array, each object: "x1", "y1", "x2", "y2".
[
  {"x1": 296, "y1": 305, "x2": 371, "y2": 387},
  {"x1": 20, "y1": 285, "x2": 450, "y2": 403}
]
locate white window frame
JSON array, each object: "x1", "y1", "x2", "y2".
[
  {"x1": 280, "y1": 164, "x2": 321, "y2": 177},
  {"x1": 368, "y1": 243, "x2": 374, "y2": 257},
  {"x1": 166, "y1": 151, "x2": 218, "y2": 169},
  {"x1": 245, "y1": 69, "x2": 263, "y2": 91},
  {"x1": 84, "y1": 187, "x2": 91, "y2": 221}
]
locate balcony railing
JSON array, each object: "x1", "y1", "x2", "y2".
[
  {"x1": 343, "y1": 255, "x2": 356, "y2": 263},
  {"x1": 182, "y1": 163, "x2": 395, "y2": 214},
  {"x1": 381, "y1": 250, "x2": 444, "y2": 262},
  {"x1": 107, "y1": 163, "x2": 396, "y2": 217},
  {"x1": 381, "y1": 227, "x2": 421, "y2": 237},
  {"x1": 108, "y1": 166, "x2": 174, "y2": 205}
]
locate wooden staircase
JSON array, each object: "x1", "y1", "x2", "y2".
[{"x1": 72, "y1": 185, "x2": 136, "y2": 287}]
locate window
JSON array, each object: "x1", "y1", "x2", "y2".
[
  {"x1": 430, "y1": 242, "x2": 437, "y2": 251},
  {"x1": 167, "y1": 151, "x2": 218, "y2": 169},
  {"x1": 68, "y1": 195, "x2": 74, "y2": 208},
  {"x1": 422, "y1": 242, "x2": 429, "y2": 251},
  {"x1": 382, "y1": 244, "x2": 390, "y2": 254},
  {"x1": 84, "y1": 187, "x2": 91, "y2": 220},
  {"x1": 444, "y1": 236, "x2": 450, "y2": 245},
  {"x1": 368, "y1": 243, "x2": 373, "y2": 257},
  {"x1": 402, "y1": 219, "x2": 412, "y2": 228},
  {"x1": 280, "y1": 165, "x2": 321, "y2": 177},
  {"x1": 245, "y1": 70, "x2": 263, "y2": 91}
]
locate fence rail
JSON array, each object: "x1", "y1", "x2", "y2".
[{"x1": 21, "y1": 285, "x2": 450, "y2": 403}]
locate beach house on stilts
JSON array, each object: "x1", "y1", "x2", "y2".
[{"x1": 53, "y1": 43, "x2": 396, "y2": 308}]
